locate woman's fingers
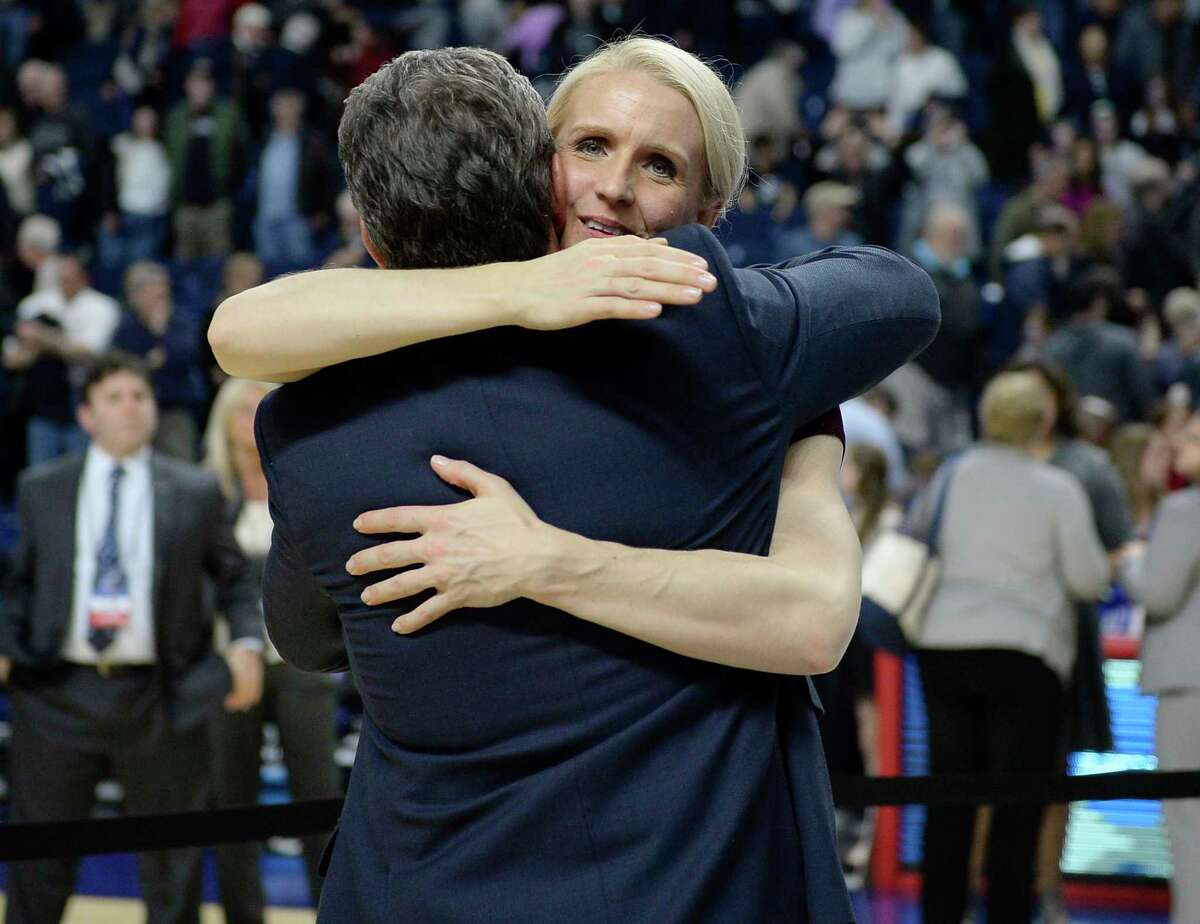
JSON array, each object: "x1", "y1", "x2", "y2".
[
  {"x1": 592, "y1": 235, "x2": 708, "y2": 269},
  {"x1": 391, "y1": 595, "x2": 457, "y2": 634},
  {"x1": 354, "y1": 505, "x2": 437, "y2": 535},
  {"x1": 360, "y1": 565, "x2": 438, "y2": 606},
  {"x1": 430, "y1": 456, "x2": 518, "y2": 499},
  {"x1": 346, "y1": 538, "x2": 425, "y2": 576}
]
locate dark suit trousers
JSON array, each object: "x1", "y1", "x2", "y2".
[
  {"x1": 210, "y1": 662, "x2": 340, "y2": 921},
  {"x1": 4, "y1": 666, "x2": 209, "y2": 924},
  {"x1": 917, "y1": 648, "x2": 1064, "y2": 924}
]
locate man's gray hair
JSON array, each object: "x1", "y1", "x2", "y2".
[
  {"x1": 16, "y1": 214, "x2": 61, "y2": 253},
  {"x1": 338, "y1": 47, "x2": 555, "y2": 270}
]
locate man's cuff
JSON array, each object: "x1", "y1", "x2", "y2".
[{"x1": 229, "y1": 637, "x2": 265, "y2": 654}]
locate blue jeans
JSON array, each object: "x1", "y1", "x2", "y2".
[{"x1": 27, "y1": 418, "x2": 87, "y2": 468}]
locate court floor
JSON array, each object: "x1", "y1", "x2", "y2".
[{"x1": 0, "y1": 852, "x2": 1171, "y2": 923}]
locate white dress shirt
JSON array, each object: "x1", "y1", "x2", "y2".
[
  {"x1": 62, "y1": 444, "x2": 157, "y2": 665},
  {"x1": 17, "y1": 285, "x2": 121, "y2": 356}
]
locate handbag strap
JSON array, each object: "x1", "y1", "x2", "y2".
[{"x1": 925, "y1": 454, "x2": 962, "y2": 555}]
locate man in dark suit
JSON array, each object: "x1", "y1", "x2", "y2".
[{"x1": 0, "y1": 353, "x2": 263, "y2": 924}]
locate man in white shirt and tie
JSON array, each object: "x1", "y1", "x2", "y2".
[{"x1": 0, "y1": 353, "x2": 264, "y2": 924}]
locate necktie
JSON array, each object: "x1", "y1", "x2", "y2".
[{"x1": 88, "y1": 464, "x2": 128, "y2": 654}]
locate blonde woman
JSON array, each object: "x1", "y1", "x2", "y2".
[
  {"x1": 203, "y1": 378, "x2": 340, "y2": 918},
  {"x1": 913, "y1": 370, "x2": 1110, "y2": 924}
]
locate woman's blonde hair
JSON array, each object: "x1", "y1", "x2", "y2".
[
  {"x1": 547, "y1": 37, "x2": 748, "y2": 217},
  {"x1": 979, "y1": 371, "x2": 1052, "y2": 446},
  {"x1": 203, "y1": 377, "x2": 277, "y2": 500}
]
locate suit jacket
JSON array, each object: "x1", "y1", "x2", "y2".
[
  {"x1": 0, "y1": 450, "x2": 262, "y2": 732},
  {"x1": 256, "y1": 226, "x2": 940, "y2": 923}
]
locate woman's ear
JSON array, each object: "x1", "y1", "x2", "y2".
[{"x1": 697, "y1": 201, "x2": 722, "y2": 229}]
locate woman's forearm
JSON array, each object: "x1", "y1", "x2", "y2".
[
  {"x1": 208, "y1": 266, "x2": 513, "y2": 382},
  {"x1": 527, "y1": 535, "x2": 854, "y2": 674},
  {"x1": 524, "y1": 442, "x2": 861, "y2": 676},
  {"x1": 208, "y1": 238, "x2": 715, "y2": 383}
]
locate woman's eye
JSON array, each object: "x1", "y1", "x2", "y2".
[
  {"x1": 577, "y1": 138, "x2": 605, "y2": 156},
  {"x1": 648, "y1": 157, "x2": 677, "y2": 179}
]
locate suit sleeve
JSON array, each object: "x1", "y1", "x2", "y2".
[
  {"x1": 201, "y1": 477, "x2": 263, "y2": 645},
  {"x1": 262, "y1": 507, "x2": 349, "y2": 673},
  {"x1": 682, "y1": 227, "x2": 941, "y2": 431},
  {"x1": 255, "y1": 395, "x2": 350, "y2": 673}
]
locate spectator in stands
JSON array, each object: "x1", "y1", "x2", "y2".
[
  {"x1": 1156, "y1": 287, "x2": 1200, "y2": 395},
  {"x1": 1091, "y1": 98, "x2": 1149, "y2": 212},
  {"x1": 913, "y1": 369, "x2": 1110, "y2": 924},
  {"x1": 811, "y1": 119, "x2": 895, "y2": 244},
  {"x1": 0, "y1": 352, "x2": 261, "y2": 924},
  {"x1": 984, "y1": 6, "x2": 1049, "y2": 184},
  {"x1": 900, "y1": 104, "x2": 989, "y2": 257},
  {"x1": 111, "y1": 261, "x2": 205, "y2": 461},
  {"x1": 1062, "y1": 135, "x2": 1103, "y2": 216},
  {"x1": 830, "y1": 0, "x2": 905, "y2": 112},
  {"x1": 1012, "y1": 4, "x2": 1063, "y2": 125},
  {"x1": 27, "y1": 64, "x2": 95, "y2": 247},
  {"x1": 1119, "y1": 157, "x2": 1197, "y2": 311},
  {"x1": 1113, "y1": 0, "x2": 1198, "y2": 107},
  {"x1": 776, "y1": 180, "x2": 863, "y2": 258},
  {"x1": 1130, "y1": 75, "x2": 1186, "y2": 164},
  {"x1": 100, "y1": 104, "x2": 171, "y2": 270},
  {"x1": 1004, "y1": 203, "x2": 1084, "y2": 346},
  {"x1": 1110, "y1": 421, "x2": 1171, "y2": 536},
  {"x1": 204, "y1": 376, "x2": 340, "y2": 919},
  {"x1": 0, "y1": 105, "x2": 34, "y2": 217},
  {"x1": 14, "y1": 212, "x2": 61, "y2": 294},
  {"x1": 990, "y1": 153, "x2": 1070, "y2": 280},
  {"x1": 1009, "y1": 356, "x2": 1136, "y2": 919},
  {"x1": 1042, "y1": 267, "x2": 1157, "y2": 422},
  {"x1": 734, "y1": 40, "x2": 806, "y2": 152},
  {"x1": 819, "y1": 440, "x2": 899, "y2": 887},
  {"x1": 253, "y1": 88, "x2": 338, "y2": 273},
  {"x1": 110, "y1": 0, "x2": 174, "y2": 108},
  {"x1": 230, "y1": 3, "x2": 277, "y2": 144},
  {"x1": 885, "y1": 19, "x2": 967, "y2": 137},
  {"x1": 1126, "y1": 409, "x2": 1200, "y2": 924},
  {"x1": 887, "y1": 202, "x2": 983, "y2": 456},
  {"x1": 1064, "y1": 24, "x2": 1118, "y2": 122},
  {"x1": 165, "y1": 58, "x2": 249, "y2": 261},
  {"x1": 5, "y1": 253, "x2": 120, "y2": 465},
  {"x1": 322, "y1": 190, "x2": 369, "y2": 269},
  {"x1": 841, "y1": 386, "x2": 908, "y2": 494},
  {"x1": 200, "y1": 253, "x2": 264, "y2": 394}
]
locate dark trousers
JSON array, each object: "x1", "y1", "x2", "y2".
[
  {"x1": 917, "y1": 648, "x2": 1064, "y2": 924},
  {"x1": 211, "y1": 662, "x2": 340, "y2": 921},
  {"x1": 5, "y1": 666, "x2": 209, "y2": 924}
]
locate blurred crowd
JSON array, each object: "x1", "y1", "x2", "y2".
[{"x1": 0, "y1": 0, "x2": 1198, "y2": 921}]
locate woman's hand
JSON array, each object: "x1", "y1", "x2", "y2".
[
  {"x1": 498, "y1": 235, "x2": 717, "y2": 330},
  {"x1": 346, "y1": 457, "x2": 560, "y2": 634}
]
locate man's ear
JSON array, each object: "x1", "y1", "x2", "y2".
[
  {"x1": 551, "y1": 152, "x2": 567, "y2": 236},
  {"x1": 359, "y1": 219, "x2": 386, "y2": 268}
]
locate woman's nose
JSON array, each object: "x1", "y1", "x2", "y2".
[{"x1": 595, "y1": 160, "x2": 635, "y2": 206}]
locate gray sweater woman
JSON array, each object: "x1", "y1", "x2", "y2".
[{"x1": 915, "y1": 444, "x2": 1112, "y2": 681}]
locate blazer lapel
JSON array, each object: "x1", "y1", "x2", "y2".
[
  {"x1": 50, "y1": 459, "x2": 86, "y2": 627},
  {"x1": 151, "y1": 455, "x2": 177, "y2": 601}
]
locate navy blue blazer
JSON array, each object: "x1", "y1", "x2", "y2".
[{"x1": 256, "y1": 226, "x2": 939, "y2": 923}]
